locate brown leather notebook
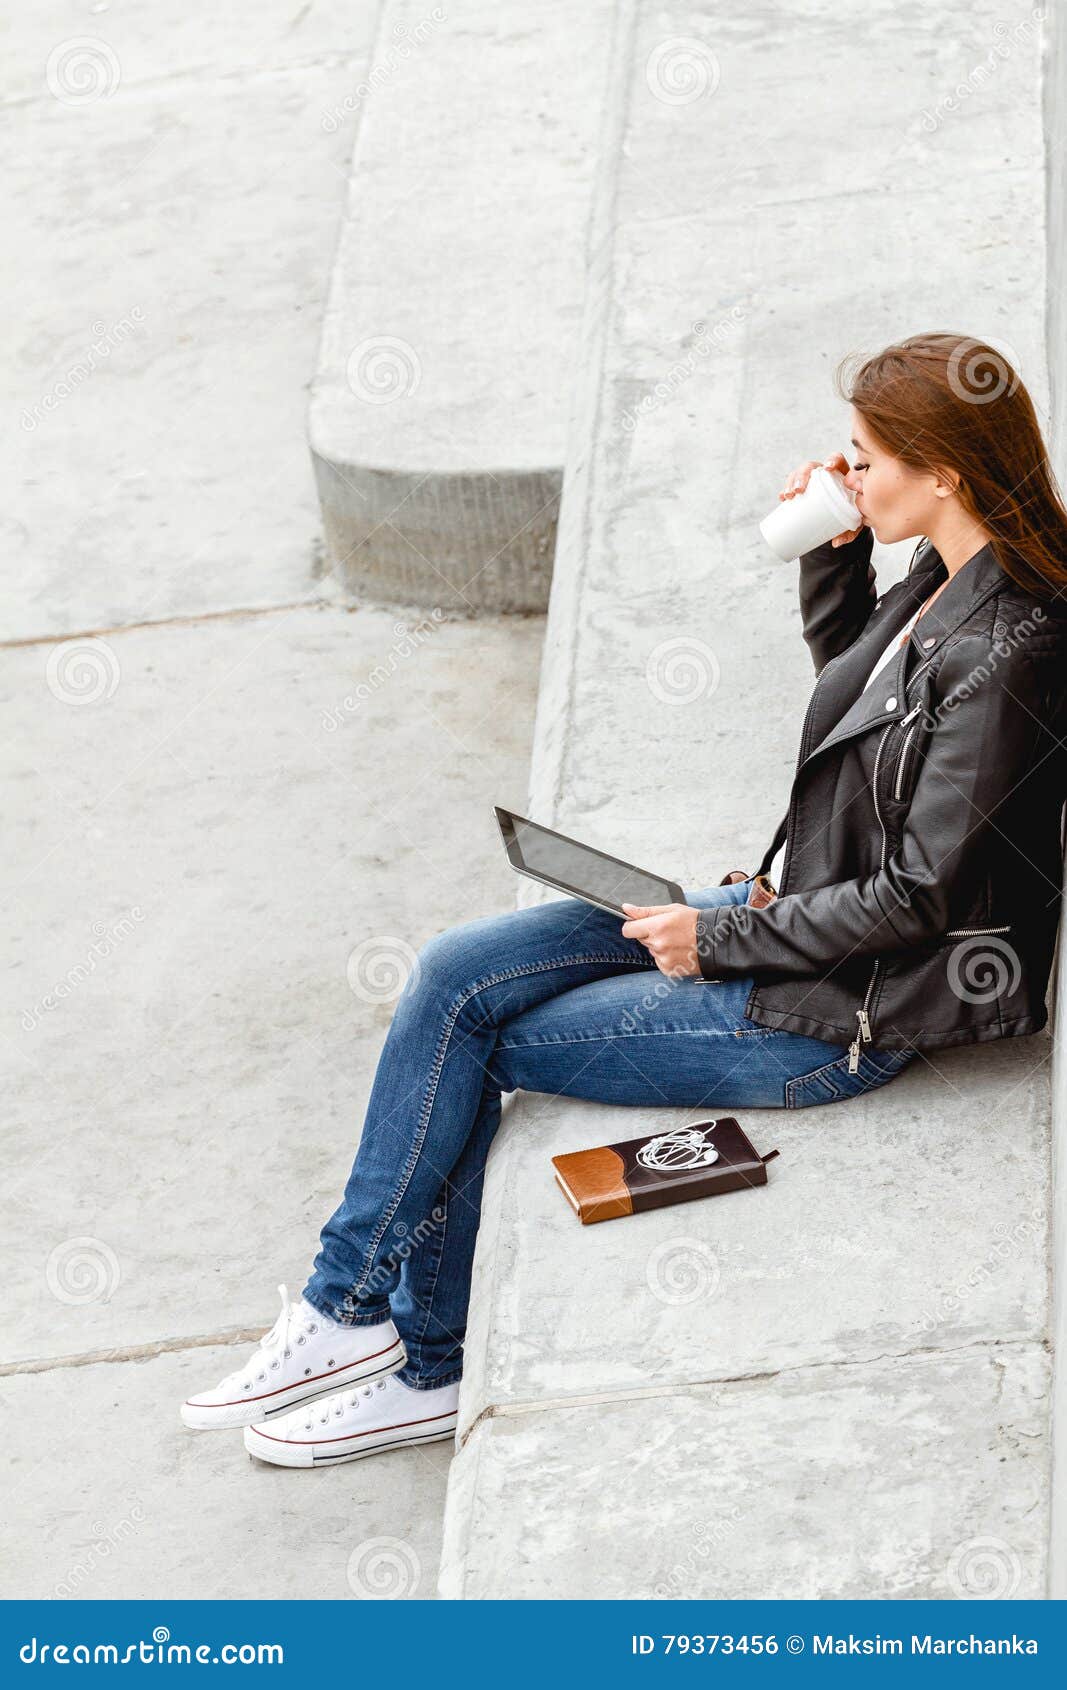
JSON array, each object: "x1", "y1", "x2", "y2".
[{"x1": 551, "y1": 1117, "x2": 779, "y2": 1225}]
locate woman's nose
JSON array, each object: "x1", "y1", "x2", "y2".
[{"x1": 842, "y1": 466, "x2": 862, "y2": 494}]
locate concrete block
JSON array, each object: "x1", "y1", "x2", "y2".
[
  {"x1": 441, "y1": 1344, "x2": 1049, "y2": 1600},
  {"x1": 443, "y1": 0, "x2": 1054, "y2": 1598},
  {"x1": 456, "y1": 1043, "x2": 1049, "y2": 1437},
  {"x1": 308, "y1": 0, "x2": 614, "y2": 612}
]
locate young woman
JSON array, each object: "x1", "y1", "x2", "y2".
[{"x1": 181, "y1": 331, "x2": 1067, "y2": 1469}]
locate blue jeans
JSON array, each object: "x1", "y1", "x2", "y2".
[{"x1": 302, "y1": 876, "x2": 913, "y2": 1387}]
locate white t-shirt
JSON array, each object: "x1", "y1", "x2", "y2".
[{"x1": 765, "y1": 602, "x2": 925, "y2": 892}]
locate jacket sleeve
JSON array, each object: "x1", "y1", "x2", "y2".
[
  {"x1": 694, "y1": 634, "x2": 1045, "y2": 983},
  {"x1": 798, "y1": 523, "x2": 877, "y2": 676}
]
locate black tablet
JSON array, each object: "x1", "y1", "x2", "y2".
[{"x1": 494, "y1": 805, "x2": 685, "y2": 918}]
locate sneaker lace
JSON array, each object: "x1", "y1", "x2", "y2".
[
  {"x1": 226, "y1": 1284, "x2": 328, "y2": 1391},
  {"x1": 303, "y1": 1378, "x2": 388, "y2": 1431}
]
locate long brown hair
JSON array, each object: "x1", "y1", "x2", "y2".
[{"x1": 835, "y1": 332, "x2": 1067, "y2": 598}]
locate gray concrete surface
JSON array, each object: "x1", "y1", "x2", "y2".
[
  {"x1": 0, "y1": 1345, "x2": 454, "y2": 1600},
  {"x1": 308, "y1": 0, "x2": 615, "y2": 612},
  {"x1": 5, "y1": 2, "x2": 381, "y2": 639},
  {"x1": 452, "y1": 1052, "x2": 1048, "y2": 1432},
  {"x1": 442, "y1": 1346, "x2": 1050, "y2": 1600},
  {"x1": 440, "y1": 0, "x2": 1058, "y2": 1598},
  {"x1": 1, "y1": 606, "x2": 543, "y2": 1599},
  {"x1": 4, "y1": 607, "x2": 542, "y2": 1368},
  {"x1": 3, "y1": 0, "x2": 547, "y2": 1600},
  {"x1": 1, "y1": 604, "x2": 542, "y2": 1596}
]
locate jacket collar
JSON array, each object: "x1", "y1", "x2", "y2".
[
  {"x1": 900, "y1": 535, "x2": 1004, "y2": 648},
  {"x1": 799, "y1": 537, "x2": 1005, "y2": 770}
]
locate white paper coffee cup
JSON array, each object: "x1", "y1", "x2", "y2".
[{"x1": 758, "y1": 466, "x2": 862, "y2": 560}]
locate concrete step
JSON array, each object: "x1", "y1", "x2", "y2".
[
  {"x1": 308, "y1": 0, "x2": 615, "y2": 614},
  {"x1": 0, "y1": 1343, "x2": 451, "y2": 1599},
  {"x1": 5, "y1": 3, "x2": 382, "y2": 640},
  {"x1": 443, "y1": 1344, "x2": 1049, "y2": 1600},
  {"x1": 439, "y1": 0, "x2": 1056, "y2": 1598},
  {"x1": 5, "y1": 606, "x2": 541, "y2": 1368}
]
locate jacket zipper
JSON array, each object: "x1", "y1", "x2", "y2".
[
  {"x1": 774, "y1": 674, "x2": 826, "y2": 900},
  {"x1": 852, "y1": 919, "x2": 1007, "y2": 1061},
  {"x1": 848, "y1": 719, "x2": 895, "y2": 1073},
  {"x1": 943, "y1": 923, "x2": 1011, "y2": 938},
  {"x1": 849, "y1": 700, "x2": 932, "y2": 1068},
  {"x1": 849, "y1": 707, "x2": 1010, "y2": 1068},
  {"x1": 754, "y1": 566, "x2": 1009, "y2": 1037},
  {"x1": 848, "y1": 961, "x2": 879, "y2": 1073},
  {"x1": 892, "y1": 702, "x2": 924, "y2": 800}
]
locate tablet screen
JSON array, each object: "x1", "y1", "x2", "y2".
[{"x1": 508, "y1": 815, "x2": 676, "y2": 910}]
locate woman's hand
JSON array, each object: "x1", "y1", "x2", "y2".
[
  {"x1": 620, "y1": 902, "x2": 702, "y2": 978},
  {"x1": 780, "y1": 451, "x2": 864, "y2": 547}
]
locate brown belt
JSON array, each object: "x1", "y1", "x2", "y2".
[{"x1": 718, "y1": 868, "x2": 779, "y2": 908}]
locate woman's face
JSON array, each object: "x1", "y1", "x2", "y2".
[{"x1": 841, "y1": 407, "x2": 945, "y2": 544}]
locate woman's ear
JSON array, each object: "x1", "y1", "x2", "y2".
[{"x1": 932, "y1": 465, "x2": 962, "y2": 501}]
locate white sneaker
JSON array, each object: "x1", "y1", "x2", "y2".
[
  {"x1": 243, "y1": 1372, "x2": 460, "y2": 1467},
  {"x1": 180, "y1": 1284, "x2": 406, "y2": 1430}
]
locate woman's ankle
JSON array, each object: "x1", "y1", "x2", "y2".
[
  {"x1": 393, "y1": 1371, "x2": 462, "y2": 1393},
  {"x1": 301, "y1": 1286, "x2": 393, "y2": 1327}
]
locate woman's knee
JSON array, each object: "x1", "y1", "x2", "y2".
[
  {"x1": 410, "y1": 919, "x2": 489, "y2": 995},
  {"x1": 416, "y1": 894, "x2": 605, "y2": 974},
  {"x1": 410, "y1": 904, "x2": 534, "y2": 1000}
]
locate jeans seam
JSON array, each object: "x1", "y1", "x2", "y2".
[
  {"x1": 302, "y1": 1287, "x2": 391, "y2": 1327},
  {"x1": 341, "y1": 952, "x2": 656, "y2": 1303},
  {"x1": 784, "y1": 1046, "x2": 909, "y2": 1108},
  {"x1": 401, "y1": 1371, "x2": 463, "y2": 1391},
  {"x1": 497, "y1": 1025, "x2": 773, "y2": 1050},
  {"x1": 785, "y1": 1052, "x2": 849, "y2": 1108},
  {"x1": 407, "y1": 1184, "x2": 449, "y2": 1361}
]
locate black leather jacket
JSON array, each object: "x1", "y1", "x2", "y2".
[{"x1": 694, "y1": 527, "x2": 1067, "y2": 1059}]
